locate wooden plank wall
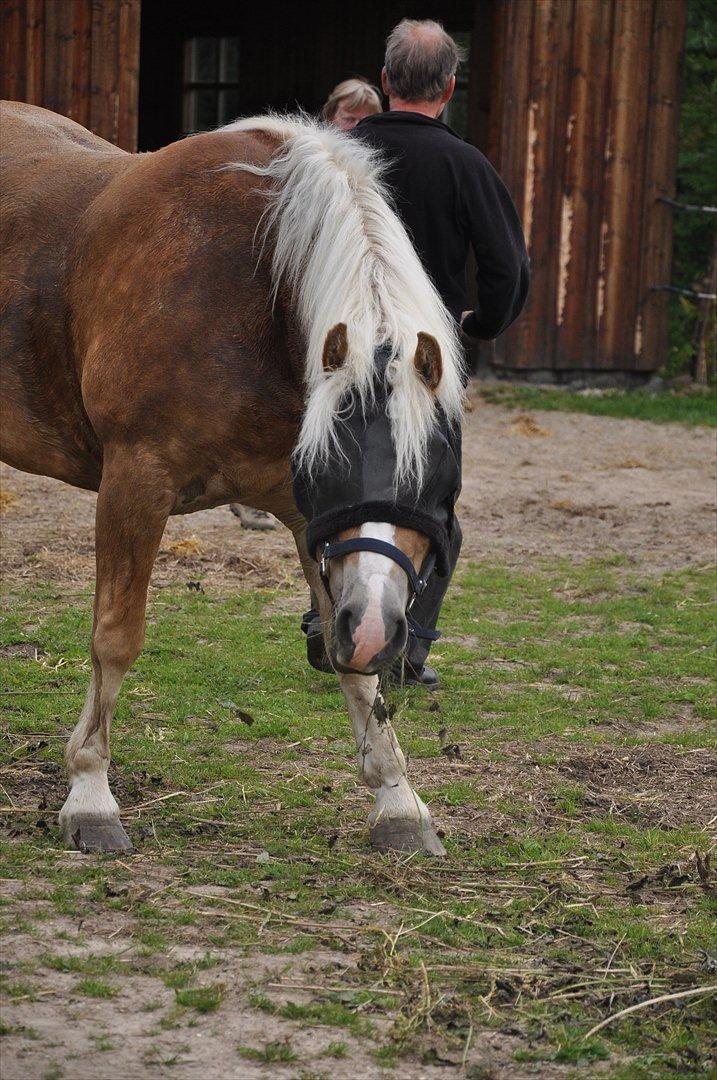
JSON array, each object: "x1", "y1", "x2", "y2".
[
  {"x1": 490, "y1": 0, "x2": 687, "y2": 373},
  {"x1": 0, "y1": 0, "x2": 140, "y2": 151}
]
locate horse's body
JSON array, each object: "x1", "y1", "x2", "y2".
[
  {"x1": 2, "y1": 102, "x2": 300, "y2": 508},
  {"x1": 1, "y1": 102, "x2": 462, "y2": 856}
]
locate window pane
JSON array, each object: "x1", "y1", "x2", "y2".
[
  {"x1": 182, "y1": 88, "x2": 218, "y2": 133},
  {"x1": 219, "y1": 37, "x2": 240, "y2": 82},
  {"x1": 219, "y1": 88, "x2": 241, "y2": 125},
  {"x1": 185, "y1": 36, "x2": 218, "y2": 83}
]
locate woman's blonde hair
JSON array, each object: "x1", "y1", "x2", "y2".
[{"x1": 321, "y1": 78, "x2": 382, "y2": 122}]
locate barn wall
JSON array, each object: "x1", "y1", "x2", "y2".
[
  {"x1": 489, "y1": 0, "x2": 687, "y2": 373},
  {"x1": 0, "y1": 0, "x2": 140, "y2": 151}
]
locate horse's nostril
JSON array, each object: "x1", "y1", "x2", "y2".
[
  {"x1": 334, "y1": 605, "x2": 358, "y2": 648},
  {"x1": 389, "y1": 613, "x2": 408, "y2": 653}
]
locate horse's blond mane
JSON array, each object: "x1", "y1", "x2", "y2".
[{"x1": 223, "y1": 113, "x2": 464, "y2": 486}]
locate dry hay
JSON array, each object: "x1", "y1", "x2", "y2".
[
  {"x1": 162, "y1": 535, "x2": 205, "y2": 557},
  {"x1": 509, "y1": 413, "x2": 552, "y2": 438},
  {"x1": 0, "y1": 487, "x2": 18, "y2": 511}
]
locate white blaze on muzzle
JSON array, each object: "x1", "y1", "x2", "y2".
[{"x1": 331, "y1": 523, "x2": 408, "y2": 670}]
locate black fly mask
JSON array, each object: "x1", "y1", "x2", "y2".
[{"x1": 292, "y1": 355, "x2": 461, "y2": 634}]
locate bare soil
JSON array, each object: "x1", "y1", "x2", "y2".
[{"x1": 2, "y1": 395, "x2": 715, "y2": 595}]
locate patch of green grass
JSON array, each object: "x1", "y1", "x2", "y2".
[
  {"x1": 280, "y1": 999, "x2": 373, "y2": 1035},
  {"x1": 0, "y1": 979, "x2": 38, "y2": 1002},
  {"x1": 238, "y1": 1040, "x2": 296, "y2": 1063},
  {"x1": 44, "y1": 954, "x2": 123, "y2": 976},
  {"x1": 1, "y1": 1022, "x2": 40, "y2": 1039},
  {"x1": 515, "y1": 1034, "x2": 610, "y2": 1065},
  {"x1": 174, "y1": 984, "x2": 224, "y2": 1013},
  {"x1": 373, "y1": 1044, "x2": 399, "y2": 1067},
  {"x1": 75, "y1": 979, "x2": 117, "y2": 999},
  {"x1": 479, "y1": 383, "x2": 716, "y2": 426},
  {"x1": 1, "y1": 556, "x2": 714, "y2": 1075},
  {"x1": 90, "y1": 1034, "x2": 115, "y2": 1052},
  {"x1": 322, "y1": 1040, "x2": 348, "y2": 1059},
  {"x1": 248, "y1": 992, "x2": 277, "y2": 1013}
]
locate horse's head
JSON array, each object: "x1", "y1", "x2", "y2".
[{"x1": 294, "y1": 326, "x2": 462, "y2": 676}]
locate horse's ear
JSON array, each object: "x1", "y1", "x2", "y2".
[
  {"x1": 322, "y1": 323, "x2": 348, "y2": 372},
  {"x1": 414, "y1": 332, "x2": 442, "y2": 392}
]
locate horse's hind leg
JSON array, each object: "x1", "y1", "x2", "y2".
[{"x1": 59, "y1": 451, "x2": 172, "y2": 852}]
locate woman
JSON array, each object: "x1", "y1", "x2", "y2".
[{"x1": 321, "y1": 77, "x2": 382, "y2": 131}]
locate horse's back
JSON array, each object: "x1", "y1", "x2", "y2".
[
  {"x1": 1, "y1": 102, "x2": 130, "y2": 488},
  {"x1": 2, "y1": 99, "x2": 122, "y2": 152}
]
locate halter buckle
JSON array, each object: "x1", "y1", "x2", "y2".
[{"x1": 319, "y1": 542, "x2": 330, "y2": 581}]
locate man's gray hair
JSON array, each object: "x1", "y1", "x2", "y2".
[{"x1": 384, "y1": 19, "x2": 465, "y2": 103}]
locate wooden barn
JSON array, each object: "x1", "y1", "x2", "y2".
[{"x1": 1, "y1": 0, "x2": 687, "y2": 378}]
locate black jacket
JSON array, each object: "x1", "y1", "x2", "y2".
[{"x1": 354, "y1": 111, "x2": 530, "y2": 339}]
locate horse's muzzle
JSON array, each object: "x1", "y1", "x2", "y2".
[{"x1": 332, "y1": 599, "x2": 408, "y2": 674}]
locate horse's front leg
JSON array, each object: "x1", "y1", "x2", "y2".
[
  {"x1": 338, "y1": 673, "x2": 446, "y2": 856},
  {"x1": 288, "y1": 519, "x2": 444, "y2": 856},
  {"x1": 59, "y1": 449, "x2": 172, "y2": 852}
]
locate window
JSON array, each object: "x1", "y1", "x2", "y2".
[
  {"x1": 182, "y1": 35, "x2": 240, "y2": 134},
  {"x1": 442, "y1": 31, "x2": 471, "y2": 139}
]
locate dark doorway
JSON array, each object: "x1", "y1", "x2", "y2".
[{"x1": 138, "y1": 0, "x2": 492, "y2": 152}]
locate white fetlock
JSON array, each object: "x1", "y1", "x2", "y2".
[
  {"x1": 59, "y1": 772, "x2": 120, "y2": 843},
  {"x1": 369, "y1": 776, "x2": 431, "y2": 826}
]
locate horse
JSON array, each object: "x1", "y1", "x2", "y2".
[{"x1": 0, "y1": 102, "x2": 464, "y2": 858}]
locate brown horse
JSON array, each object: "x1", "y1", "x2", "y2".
[{"x1": 0, "y1": 102, "x2": 464, "y2": 857}]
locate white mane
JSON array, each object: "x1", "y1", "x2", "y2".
[{"x1": 223, "y1": 113, "x2": 464, "y2": 486}]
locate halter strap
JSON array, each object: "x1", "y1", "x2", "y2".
[{"x1": 320, "y1": 538, "x2": 434, "y2": 597}]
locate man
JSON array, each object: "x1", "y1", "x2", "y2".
[
  {"x1": 358, "y1": 18, "x2": 529, "y2": 338},
  {"x1": 304, "y1": 18, "x2": 529, "y2": 688}
]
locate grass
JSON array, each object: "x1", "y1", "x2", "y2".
[
  {"x1": 75, "y1": 979, "x2": 117, "y2": 1000},
  {"x1": 322, "y1": 1040, "x2": 348, "y2": 1059},
  {"x1": 478, "y1": 383, "x2": 716, "y2": 426},
  {"x1": 174, "y1": 984, "x2": 224, "y2": 1013},
  {"x1": 1, "y1": 557, "x2": 715, "y2": 1076},
  {"x1": 238, "y1": 1040, "x2": 296, "y2": 1063},
  {"x1": 280, "y1": 999, "x2": 373, "y2": 1036}
]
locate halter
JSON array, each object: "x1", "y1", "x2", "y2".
[{"x1": 318, "y1": 537, "x2": 441, "y2": 642}]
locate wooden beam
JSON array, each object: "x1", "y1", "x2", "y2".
[
  {"x1": 555, "y1": 0, "x2": 614, "y2": 370},
  {"x1": 598, "y1": 0, "x2": 655, "y2": 369},
  {"x1": 491, "y1": 0, "x2": 535, "y2": 368},
  {"x1": 117, "y1": 0, "x2": 140, "y2": 151},
  {"x1": 24, "y1": 0, "x2": 45, "y2": 104},
  {"x1": 43, "y1": 0, "x2": 92, "y2": 126},
  {"x1": 636, "y1": 0, "x2": 688, "y2": 371},
  {"x1": 90, "y1": 0, "x2": 120, "y2": 145},
  {"x1": 1, "y1": 0, "x2": 27, "y2": 101}
]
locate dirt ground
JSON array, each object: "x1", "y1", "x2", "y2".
[
  {"x1": 2, "y1": 391, "x2": 716, "y2": 593},
  {"x1": 1, "y1": 396, "x2": 716, "y2": 1079}
]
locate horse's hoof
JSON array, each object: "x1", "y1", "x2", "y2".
[
  {"x1": 67, "y1": 815, "x2": 134, "y2": 854},
  {"x1": 370, "y1": 817, "x2": 446, "y2": 857}
]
